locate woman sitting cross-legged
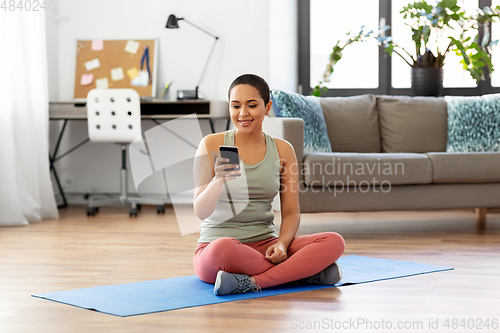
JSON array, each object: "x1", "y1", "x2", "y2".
[{"x1": 192, "y1": 74, "x2": 345, "y2": 296}]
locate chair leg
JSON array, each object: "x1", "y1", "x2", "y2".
[
  {"x1": 86, "y1": 143, "x2": 166, "y2": 217},
  {"x1": 475, "y1": 208, "x2": 487, "y2": 226}
]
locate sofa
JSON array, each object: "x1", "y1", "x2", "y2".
[{"x1": 262, "y1": 94, "x2": 500, "y2": 223}]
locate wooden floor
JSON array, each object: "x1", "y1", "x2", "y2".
[{"x1": 1, "y1": 205, "x2": 499, "y2": 333}]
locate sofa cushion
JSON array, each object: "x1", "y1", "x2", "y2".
[
  {"x1": 303, "y1": 153, "x2": 432, "y2": 187},
  {"x1": 271, "y1": 90, "x2": 332, "y2": 154},
  {"x1": 319, "y1": 94, "x2": 381, "y2": 153},
  {"x1": 377, "y1": 96, "x2": 448, "y2": 153},
  {"x1": 426, "y1": 152, "x2": 500, "y2": 183},
  {"x1": 445, "y1": 94, "x2": 500, "y2": 152}
]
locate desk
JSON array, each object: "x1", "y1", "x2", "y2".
[{"x1": 49, "y1": 100, "x2": 230, "y2": 208}]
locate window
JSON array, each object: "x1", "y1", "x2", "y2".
[
  {"x1": 299, "y1": 0, "x2": 500, "y2": 96},
  {"x1": 310, "y1": 0, "x2": 379, "y2": 89},
  {"x1": 490, "y1": 0, "x2": 500, "y2": 86}
]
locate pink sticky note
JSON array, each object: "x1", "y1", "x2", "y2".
[
  {"x1": 91, "y1": 40, "x2": 104, "y2": 51},
  {"x1": 80, "y1": 73, "x2": 94, "y2": 86}
]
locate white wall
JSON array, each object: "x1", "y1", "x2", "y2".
[
  {"x1": 46, "y1": 0, "x2": 297, "y2": 203},
  {"x1": 269, "y1": 0, "x2": 298, "y2": 93}
]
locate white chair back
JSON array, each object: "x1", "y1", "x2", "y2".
[{"x1": 87, "y1": 89, "x2": 142, "y2": 143}]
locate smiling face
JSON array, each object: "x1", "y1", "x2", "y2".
[{"x1": 229, "y1": 84, "x2": 271, "y2": 133}]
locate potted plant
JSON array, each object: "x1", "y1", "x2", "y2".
[{"x1": 312, "y1": 0, "x2": 500, "y2": 97}]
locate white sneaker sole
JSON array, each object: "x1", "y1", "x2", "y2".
[{"x1": 214, "y1": 270, "x2": 224, "y2": 295}]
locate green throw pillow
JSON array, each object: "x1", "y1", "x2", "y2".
[
  {"x1": 271, "y1": 90, "x2": 332, "y2": 154},
  {"x1": 445, "y1": 94, "x2": 500, "y2": 152}
]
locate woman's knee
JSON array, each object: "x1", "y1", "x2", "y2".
[
  {"x1": 323, "y1": 232, "x2": 345, "y2": 255},
  {"x1": 194, "y1": 237, "x2": 241, "y2": 280}
]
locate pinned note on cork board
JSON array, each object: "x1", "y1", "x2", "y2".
[{"x1": 74, "y1": 39, "x2": 158, "y2": 99}]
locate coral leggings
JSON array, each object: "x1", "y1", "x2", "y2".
[{"x1": 193, "y1": 232, "x2": 345, "y2": 289}]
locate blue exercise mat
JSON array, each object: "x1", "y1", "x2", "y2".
[{"x1": 32, "y1": 255, "x2": 452, "y2": 317}]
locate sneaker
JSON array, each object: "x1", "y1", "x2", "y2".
[
  {"x1": 214, "y1": 271, "x2": 262, "y2": 296},
  {"x1": 297, "y1": 262, "x2": 342, "y2": 285}
]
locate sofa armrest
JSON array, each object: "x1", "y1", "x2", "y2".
[{"x1": 262, "y1": 117, "x2": 304, "y2": 164}]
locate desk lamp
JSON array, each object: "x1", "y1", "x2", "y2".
[{"x1": 166, "y1": 14, "x2": 219, "y2": 100}]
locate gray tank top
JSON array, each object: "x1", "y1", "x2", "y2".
[{"x1": 198, "y1": 129, "x2": 280, "y2": 243}]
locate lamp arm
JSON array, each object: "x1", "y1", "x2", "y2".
[
  {"x1": 177, "y1": 17, "x2": 220, "y2": 99},
  {"x1": 196, "y1": 36, "x2": 219, "y2": 98},
  {"x1": 181, "y1": 18, "x2": 219, "y2": 39}
]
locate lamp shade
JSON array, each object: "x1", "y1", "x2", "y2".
[{"x1": 166, "y1": 14, "x2": 179, "y2": 29}]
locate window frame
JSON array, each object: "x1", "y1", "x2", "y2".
[{"x1": 298, "y1": 0, "x2": 500, "y2": 96}]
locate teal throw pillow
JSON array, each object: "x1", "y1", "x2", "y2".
[
  {"x1": 445, "y1": 94, "x2": 500, "y2": 152},
  {"x1": 271, "y1": 90, "x2": 332, "y2": 154}
]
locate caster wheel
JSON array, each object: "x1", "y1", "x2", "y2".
[
  {"x1": 94, "y1": 207, "x2": 99, "y2": 213},
  {"x1": 84, "y1": 193, "x2": 89, "y2": 200},
  {"x1": 129, "y1": 208, "x2": 138, "y2": 217},
  {"x1": 136, "y1": 204, "x2": 142, "y2": 212},
  {"x1": 157, "y1": 205, "x2": 165, "y2": 214},
  {"x1": 87, "y1": 207, "x2": 97, "y2": 216}
]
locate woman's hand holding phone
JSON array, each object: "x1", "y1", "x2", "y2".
[
  {"x1": 215, "y1": 146, "x2": 241, "y2": 183},
  {"x1": 214, "y1": 157, "x2": 241, "y2": 183}
]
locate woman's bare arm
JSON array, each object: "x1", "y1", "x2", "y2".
[
  {"x1": 193, "y1": 136, "x2": 241, "y2": 220},
  {"x1": 276, "y1": 139, "x2": 301, "y2": 247},
  {"x1": 265, "y1": 139, "x2": 300, "y2": 264}
]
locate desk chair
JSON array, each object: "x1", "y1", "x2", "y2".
[{"x1": 86, "y1": 88, "x2": 165, "y2": 217}]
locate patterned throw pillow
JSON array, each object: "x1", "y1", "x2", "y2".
[
  {"x1": 271, "y1": 90, "x2": 332, "y2": 154},
  {"x1": 445, "y1": 94, "x2": 500, "y2": 152}
]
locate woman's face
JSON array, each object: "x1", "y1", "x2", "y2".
[{"x1": 229, "y1": 84, "x2": 270, "y2": 133}]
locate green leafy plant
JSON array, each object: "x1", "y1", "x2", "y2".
[{"x1": 312, "y1": 0, "x2": 500, "y2": 97}]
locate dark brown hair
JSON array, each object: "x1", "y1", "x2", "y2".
[{"x1": 228, "y1": 74, "x2": 270, "y2": 106}]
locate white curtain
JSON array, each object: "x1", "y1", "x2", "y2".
[{"x1": 0, "y1": 11, "x2": 59, "y2": 226}]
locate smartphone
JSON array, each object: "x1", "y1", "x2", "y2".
[{"x1": 219, "y1": 146, "x2": 240, "y2": 171}]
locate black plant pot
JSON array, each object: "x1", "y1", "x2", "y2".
[{"x1": 411, "y1": 67, "x2": 444, "y2": 97}]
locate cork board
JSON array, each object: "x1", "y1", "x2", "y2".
[{"x1": 73, "y1": 39, "x2": 157, "y2": 99}]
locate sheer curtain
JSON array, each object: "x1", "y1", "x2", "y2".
[{"x1": 0, "y1": 11, "x2": 59, "y2": 226}]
